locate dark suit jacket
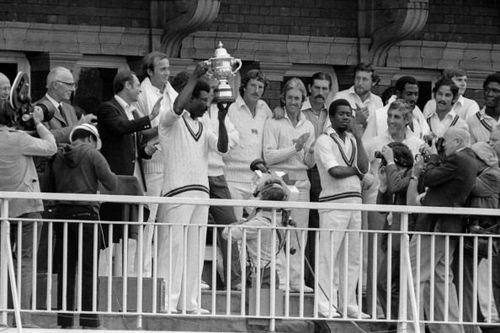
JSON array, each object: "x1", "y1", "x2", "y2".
[
  {"x1": 416, "y1": 147, "x2": 478, "y2": 233},
  {"x1": 35, "y1": 95, "x2": 79, "y2": 144},
  {"x1": 96, "y1": 97, "x2": 152, "y2": 176}
]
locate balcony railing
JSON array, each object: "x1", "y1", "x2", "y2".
[{"x1": 1, "y1": 191, "x2": 499, "y2": 333}]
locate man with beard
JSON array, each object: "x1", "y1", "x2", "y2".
[
  {"x1": 425, "y1": 78, "x2": 468, "y2": 138},
  {"x1": 314, "y1": 99, "x2": 370, "y2": 318},
  {"x1": 224, "y1": 69, "x2": 272, "y2": 219},
  {"x1": 467, "y1": 72, "x2": 500, "y2": 144},
  {"x1": 363, "y1": 76, "x2": 430, "y2": 141},
  {"x1": 156, "y1": 63, "x2": 228, "y2": 314},
  {"x1": 263, "y1": 77, "x2": 315, "y2": 292},
  {"x1": 333, "y1": 63, "x2": 383, "y2": 131},
  {"x1": 423, "y1": 69, "x2": 479, "y2": 121},
  {"x1": 301, "y1": 72, "x2": 333, "y2": 287}
]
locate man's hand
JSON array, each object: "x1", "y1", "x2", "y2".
[
  {"x1": 32, "y1": 105, "x2": 44, "y2": 125},
  {"x1": 78, "y1": 113, "x2": 97, "y2": 125},
  {"x1": 273, "y1": 106, "x2": 285, "y2": 120},
  {"x1": 381, "y1": 145, "x2": 395, "y2": 164},
  {"x1": 349, "y1": 117, "x2": 364, "y2": 139},
  {"x1": 193, "y1": 61, "x2": 209, "y2": 78},
  {"x1": 355, "y1": 104, "x2": 368, "y2": 128},
  {"x1": 144, "y1": 143, "x2": 158, "y2": 156},
  {"x1": 149, "y1": 96, "x2": 164, "y2": 120},
  {"x1": 293, "y1": 132, "x2": 310, "y2": 152}
]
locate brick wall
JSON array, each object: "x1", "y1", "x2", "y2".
[
  {"x1": 0, "y1": 0, "x2": 149, "y2": 27},
  {"x1": 416, "y1": 0, "x2": 500, "y2": 44},
  {"x1": 207, "y1": 0, "x2": 358, "y2": 37}
]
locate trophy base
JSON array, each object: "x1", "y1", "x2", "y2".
[{"x1": 214, "y1": 89, "x2": 235, "y2": 104}]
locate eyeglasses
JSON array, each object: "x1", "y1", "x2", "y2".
[{"x1": 56, "y1": 80, "x2": 77, "y2": 89}]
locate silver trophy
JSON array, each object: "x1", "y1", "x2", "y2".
[{"x1": 204, "y1": 41, "x2": 242, "y2": 103}]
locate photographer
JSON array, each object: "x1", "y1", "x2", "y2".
[
  {"x1": 222, "y1": 176, "x2": 288, "y2": 289},
  {"x1": 402, "y1": 127, "x2": 478, "y2": 333},
  {"x1": 0, "y1": 102, "x2": 57, "y2": 325}
]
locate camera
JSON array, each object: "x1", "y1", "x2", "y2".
[
  {"x1": 9, "y1": 72, "x2": 54, "y2": 131},
  {"x1": 374, "y1": 142, "x2": 414, "y2": 168}
]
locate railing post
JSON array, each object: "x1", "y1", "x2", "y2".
[
  {"x1": 399, "y1": 212, "x2": 420, "y2": 332},
  {"x1": 1, "y1": 199, "x2": 8, "y2": 326}
]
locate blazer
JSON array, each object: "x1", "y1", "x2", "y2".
[
  {"x1": 417, "y1": 147, "x2": 478, "y2": 233},
  {"x1": 35, "y1": 95, "x2": 79, "y2": 144},
  {"x1": 96, "y1": 97, "x2": 152, "y2": 176}
]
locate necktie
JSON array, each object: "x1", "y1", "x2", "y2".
[{"x1": 58, "y1": 104, "x2": 67, "y2": 124}]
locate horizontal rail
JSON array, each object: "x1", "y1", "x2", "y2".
[{"x1": 1, "y1": 191, "x2": 499, "y2": 217}]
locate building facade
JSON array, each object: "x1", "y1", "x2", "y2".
[{"x1": 0, "y1": 0, "x2": 498, "y2": 111}]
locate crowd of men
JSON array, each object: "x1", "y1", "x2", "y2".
[{"x1": 1, "y1": 52, "x2": 500, "y2": 333}]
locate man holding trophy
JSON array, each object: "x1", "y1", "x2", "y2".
[{"x1": 156, "y1": 53, "x2": 236, "y2": 313}]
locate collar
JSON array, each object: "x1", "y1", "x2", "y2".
[
  {"x1": 347, "y1": 86, "x2": 374, "y2": 103},
  {"x1": 455, "y1": 95, "x2": 464, "y2": 107},
  {"x1": 325, "y1": 126, "x2": 352, "y2": 139},
  {"x1": 114, "y1": 95, "x2": 132, "y2": 111},
  {"x1": 283, "y1": 108, "x2": 306, "y2": 126},
  {"x1": 45, "y1": 93, "x2": 61, "y2": 109},
  {"x1": 141, "y1": 77, "x2": 162, "y2": 95},
  {"x1": 426, "y1": 108, "x2": 459, "y2": 120}
]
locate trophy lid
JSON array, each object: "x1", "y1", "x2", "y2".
[{"x1": 213, "y1": 41, "x2": 231, "y2": 58}]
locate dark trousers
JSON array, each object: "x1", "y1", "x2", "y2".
[
  {"x1": 54, "y1": 205, "x2": 101, "y2": 328},
  {"x1": 209, "y1": 175, "x2": 242, "y2": 287},
  {"x1": 305, "y1": 166, "x2": 321, "y2": 287}
]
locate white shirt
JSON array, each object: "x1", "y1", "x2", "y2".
[
  {"x1": 135, "y1": 78, "x2": 178, "y2": 174},
  {"x1": 423, "y1": 95, "x2": 480, "y2": 120},
  {"x1": 262, "y1": 110, "x2": 315, "y2": 180},
  {"x1": 333, "y1": 86, "x2": 383, "y2": 120},
  {"x1": 45, "y1": 93, "x2": 61, "y2": 110},
  {"x1": 224, "y1": 95, "x2": 272, "y2": 183},
  {"x1": 425, "y1": 109, "x2": 469, "y2": 137},
  {"x1": 314, "y1": 126, "x2": 362, "y2": 202},
  {"x1": 159, "y1": 108, "x2": 220, "y2": 196},
  {"x1": 466, "y1": 107, "x2": 500, "y2": 144},
  {"x1": 114, "y1": 95, "x2": 135, "y2": 120}
]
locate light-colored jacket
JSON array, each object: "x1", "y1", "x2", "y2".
[{"x1": 0, "y1": 125, "x2": 57, "y2": 217}]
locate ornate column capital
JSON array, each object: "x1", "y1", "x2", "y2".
[
  {"x1": 359, "y1": 0, "x2": 429, "y2": 66},
  {"x1": 150, "y1": 0, "x2": 220, "y2": 58}
]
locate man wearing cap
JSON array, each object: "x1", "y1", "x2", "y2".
[{"x1": 45, "y1": 123, "x2": 117, "y2": 329}]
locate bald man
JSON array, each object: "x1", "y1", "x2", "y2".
[
  {"x1": 35, "y1": 66, "x2": 96, "y2": 144},
  {"x1": 402, "y1": 127, "x2": 478, "y2": 333},
  {"x1": 0, "y1": 72, "x2": 11, "y2": 101}
]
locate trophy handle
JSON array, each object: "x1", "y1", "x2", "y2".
[{"x1": 231, "y1": 59, "x2": 242, "y2": 75}]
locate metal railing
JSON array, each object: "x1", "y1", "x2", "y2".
[{"x1": 1, "y1": 191, "x2": 499, "y2": 332}]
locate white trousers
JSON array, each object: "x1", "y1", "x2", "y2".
[
  {"x1": 157, "y1": 191, "x2": 209, "y2": 311},
  {"x1": 317, "y1": 197, "x2": 362, "y2": 313},
  {"x1": 278, "y1": 179, "x2": 310, "y2": 288},
  {"x1": 139, "y1": 172, "x2": 163, "y2": 277}
]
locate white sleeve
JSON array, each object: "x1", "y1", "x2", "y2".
[
  {"x1": 314, "y1": 135, "x2": 339, "y2": 170},
  {"x1": 160, "y1": 107, "x2": 182, "y2": 128}
]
